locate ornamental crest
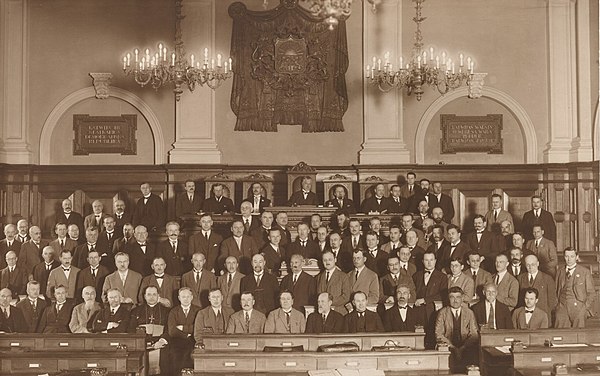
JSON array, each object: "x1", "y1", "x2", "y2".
[{"x1": 275, "y1": 36, "x2": 307, "y2": 74}]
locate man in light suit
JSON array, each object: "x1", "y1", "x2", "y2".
[
  {"x1": 316, "y1": 250, "x2": 349, "y2": 314},
  {"x1": 138, "y1": 257, "x2": 179, "y2": 307},
  {"x1": 202, "y1": 183, "x2": 235, "y2": 214},
  {"x1": 399, "y1": 171, "x2": 417, "y2": 199},
  {"x1": 84, "y1": 200, "x2": 110, "y2": 232},
  {"x1": 305, "y1": 292, "x2": 344, "y2": 333},
  {"x1": 484, "y1": 193, "x2": 513, "y2": 234},
  {"x1": 325, "y1": 185, "x2": 356, "y2": 214},
  {"x1": 89, "y1": 288, "x2": 131, "y2": 333},
  {"x1": 555, "y1": 247, "x2": 595, "y2": 328},
  {"x1": 245, "y1": 182, "x2": 271, "y2": 214},
  {"x1": 46, "y1": 249, "x2": 80, "y2": 299},
  {"x1": 512, "y1": 288, "x2": 548, "y2": 329},
  {"x1": 18, "y1": 226, "x2": 48, "y2": 277},
  {"x1": 492, "y1": 254, "x2": 519, "y2": 310},
  {"x1": 193, "y1": 287, "x2": 231, "y2": 339},
  {"x1": 432, "y1": 182, "x2": 455, "y2": 223},
  {"x1": 525, "y1": 224, "x2": 558, "y2": 278},
  {"x1": 1, "y1": 251, "x2": 28, "y2": 298},
  {"x1": 219, "y1": 220, "x2": 259, "y2": 276},
  {"x1": 435, "y1": 286, "x2": 479, "y2": 373},
  {"x1": 447, "y1": 257, "x2": 475, "y2": 304},
  {"x1": 175, "y1": 179, "x2": 203, "y2": 217},
  {"x1": 157, "y1": 221, "x2": 189, "y2": 277},
  {"x1": 217, "y1": 256, "x2": 244, "y2": 311},
  {"x1": 239, "y1": 253, "x2": 280, "y2": 314},
  {"x1": 132, "y1": 182, "x2": 165, "y2": 233},
  {"x1": 343, "y1": 291, "x2": 384, "y2": 333},
  {"x1": 264, "y1": 291, "x2": 306, "y2": 333},
  {"x1": 521, "y1": 195, "x2": 557, "y2": 244},
  {"x1": 181, "y1": 252, "x2": 217, "y2": 309},
  {"x1": 15, "y1": 280, "x2": 47, "y2": 332},
  {"x1": 0, "y1": 224, "x2": 21, "y2": 270},
  {"x1": 169, "y1": 287, "x2": 202, "y2": 375},
  {"x1": 188, "y1": 214, "x2": 223, "y2": 273},
  {"x1": 518, "y1": 254, "x2": 556, "y2": 323},
  {"x1": 75, "y1": 249, "x2": 109, "y2": 302},
  {"x1": 101, "y1": 252, "x2": 142, "y2": 304},
  {"x1": 49, "y1": 222, "x2": 78, "y2": 261},
  {"x1": 288, "y1": 176, "x2": 318, "y2": 206},
  {"x1": 383, "y1": 284, "x2": 423, "y2": 332},
  {"x1": 381, "y1": 224, "x2": 402, "y2": 255},
  {"x1": 226, "y1": 291, "x2": 266, "y2": 334},
  {"x1": 69, "y1": 285, "x2": 101, "y2": 333},
  {"x1": 464, "y1": 252, "x2": 493, "y2": 301},
  {"x1": 343, "y1": 249, "x2": 379, "y2": 305},
  {"x1": 472, "y1": 283, "x2": 513, "y2": 329},
  {"x1": 54, "y1": 199, "x2": 84, "y2": 238}
]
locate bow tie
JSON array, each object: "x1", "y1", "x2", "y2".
[
  {"x1": 62, "y1": 268, "x2": 70, "y2": 272},
  {"x1": 525, "y1": 310, "x2": 534, "y2": 314},
  {"x1": 424, "y1": 270, "x2": 432, "y2": 274},
  {"x1": 398, "y1": 306, "x2": 408, "y2": 310},
  {"x1": 154, "y1": 275, "x2": 164, "y2": 279}
]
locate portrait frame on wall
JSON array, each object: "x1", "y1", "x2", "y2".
[
  {"x1": 73, "y1": 114, "x2": 137, "y2": 155},
  {"x1": 440, "y1": 114, "x2": 503, "y2": 154}
]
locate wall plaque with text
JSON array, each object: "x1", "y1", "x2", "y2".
[
  {"x1": 73, "y1": 114, "x2": 137, "y2": 155},
  {"x1": 440, "y1": 114, "x2": 503, "y2": 154}
]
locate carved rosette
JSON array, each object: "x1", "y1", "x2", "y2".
[
  {"x1": 363, "y1": 175, "x2": 385, "y2": 182},
  {"x1": 205, "y1": 172, "x2": 235, "y2": 181},
  {"x1": 89, "y1": 73, "x2": 113, "y2": 99},
  {"x1": 288, "y1": 161, "x2": 316, "y2": 172},
  {"x1": 325, "y1": 174, "x2": 350, "y2": 180},
  {"x1": 243, "y1": 173, "x2": 273, "y2": 181}
]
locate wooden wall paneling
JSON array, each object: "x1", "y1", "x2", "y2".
[
  {"x1": 322, "y1": 174, "x2": 354, "y2": 205},
  {"x1": 450, "y1": 188, "x2": 461, "y2": 226},
  {"x1": 548, "y1": 169, "x2": 570, "y2": 252},
  {"x1": 286, "y1": 162, "x2": 317, "y2": 200}
]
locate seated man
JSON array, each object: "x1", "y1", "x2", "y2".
[
  {"x1": 16, "y1": 280, "x2": 48, "y2": 332},
  {"x1": 69, "y1": 285, "x2": 101, "y2": 333},
  {"x1": 305, "y1": 292, "x2": 344, "y2": 334},
  {"x1": 37, "y1": 284, "x2": 75, "y2": 333},
  {"x1": 471, "y1": 283, "x2": 513, "y2": 329},
  {"x1": 245, "y1": 182, "x2": 271, "y2": 214},
  {"x1": 202, "y1": 183, "x2": 234, "y2": 214},
  {"x1": 383, "y1": 284, "x2": 423, "y2": 332},
  {"x1": 194, "y1": 288, "x2": 233, "y2": 340},
  {"x1": 360, "y1": 183, "x2": 390, "y2": 214},
  {"x1": 525, "y1": 224, "x2": 558, "y2": 278},
  {"x1": 512, "y1": 288, "x2": 549, "y2": 329},
  {"x1": 0, "y1": 287, "x2": 27, "y2": 333},
  {"x1": 169, "y1": 287, "x2": 202, "y2": 375},
  {"x1": 1, "y1": 250, "x2": 28, "y2": 298},
  {"x1": 325, "y1": 185, "x2": 356, "y2": 214},
  {"x1": 88, "y1": 288, "x2": 130, "y2": 333},
  {"x1": 343, "y1": 291, "x2": 384, "y2": 333},
  {"x1": 435, "y1": 286, "x2": 479, "y2": 373},
  {"x1": 288, "y1": 176, "x2": 318, "y2": 206},
  {"x1": 264, "y1": 291, "x2": 305, "y2": 333},
  {"x1": 226, "y1": 291, "x2": 266, "y2": 334}
]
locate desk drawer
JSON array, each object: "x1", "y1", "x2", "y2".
[
  {"x1": 195, "y1": 357, "x2": 255, "y2": 372},
  {"x1": 570, "y1": 351, "x2": 600, "y2": 364},
  {"x1": 43, "y1": 337, "x2": 85, "y2": 350},
  {"x1": 513, "y1": 353, "x2": 570, "y2": 368},
  {"x1": 258, "y1": 337, "x2": 309, "y2": 349},
  {"x1": 10, "y1": 359, "x2": 58, "y2": 372},
  {"x1": 0, "y1": 338, "x2": 35, "y2": 349},
  {"x1": 90, "y1": 337, "x2": 139, "y2": 351},
  {"x1": 256, "y1": 356, "x2": 316, "y2": 372},
  {"x1": 530, "y1": 332, "x2": 578, "y2": 345},
  {"x1": 66, "y1": 358, "x2": 117, "y2": 371},
  {"x1": 203, "y1": 337, "x2": 256, "y2": 351},
  {"x1": 318, "y1": 356, "x2": 378, "y2": 369},
  {"x1": 382, "y1": 353, "x2": 446, "y2": 371}
]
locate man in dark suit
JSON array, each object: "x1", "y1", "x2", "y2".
[
  {"x1": 439, "y1": 225, "x2": 470, "y2": 273},
  {"x1": 245, "y1": 182, "x2": 271, "y2": 214},
  {"x1": 288, "y1": 176, "x2": 318, "y2": 206},
  {"x1": 181, "y1": 252, "x2": 217, "y2": 309},
  {"x1": 37, "y1": 285, "x2": 75, "y2": 333},
  {"x1": 83, "y1": 200, "x2": 110, "y2": 232},
  {"x1": 364, "y1": 231, "x2": 388, "y2": 277},
  {"x1": 49, "y1": 223, "x2": 78, "y2": 261},
  {"x1": 305, "y1": 292, "x2": 344, "y2": 333},
  {"x1": 413, "y1": 250, "x2": 446, "y2": 346},
  {"x1": 189, "y1": 214, "x2": 223, "y2": 273},
  {"x1": 261, "y1": 228, "x2": 287, "y2": 276},
  {"x1": 521, "y1": 195, "x2": 557, "y2": 244},
  {"x1": 175, "y1": 179, "x2": 203, "y2": 217},
  {"x1": 379, "y1": 255, "x2": 417, "y2": 308},
  {"x1": 383, "y1": 284, "x2": 423, "y2": 332},
  {"x1": 123, "y1": 225, "x2": 156, "y2": 276},
  {"x1": 343, "y1": 291, "x2": 384, "y2": 333},
  {"x1": 96, "y1": 216, "x2": 118, "y2": 271},
  {"x1": 279, "y1": 254, "x2": 317, "y2": 312},
  {"x1": 427, "y1": 225, "x2": 450, "y2": 268},
  {"x1": 32, "y1": 246, "x2": 59, "y2": 299},
  {"x1": 112, "y1": 199, "x2": 133, "y2": 239},
  {"x1": 517, "y1": 254, "x2": 556, "y2": 323},
  {"x1": 138, "y1": 257, "x2": 179, "y2": 307},
  {"x1": 399, "y1": 171, "x2": 417, "y2": 199},
  {"x1": 237, "y1": 201, "x2": 260, "y2": 235},
  {"x1": 157, "y1": 221, "x2": 189, "y2": 277},
  {"x1": 341, "y1": 218, "x2": 365, "y2": 257},
  {"x1": 413, "y1": 199, "x2": 432, "y2": 230},
  {"x1": 112, "y1": 223, "x2": 135, "y2": 254},
  {"x1": 18, "y1": 226, "x2": 48, "y2": 277},
  {"x1": 219, "y1": 220, "x2": 259, "y2": 276},
  {"x1": 325, "y1": 184, "x2": 356, "y2": 214},
  {"x1": 15, "y1": 281, "x2": 47, "y2": 332},
  {"x1": 387, "y1": 184, "x2": 409, "y2": 214},
  {"x1": 202, "y1": 183, "x2": 235, "y2": 214},
  {"x1": 361, "y1": 183, "x2": 391, "y2": 214},
  {"x1": 274, "y1": 212, "x2": 293, "y2": 247},
  {"x1": 471, "y1": 282, "x2": 513, "y2": 329},
  {"x1": 72, "y1": 226, "x2": 99, "y2": 270},
  {"x1": 431, "y1": 182, "x2": 455, "y2": 223},
  {"x1": 218, "y1": 256, "x2": 244, "y2": 311},
  {"x1": 286, "y1": 223, "x2": 320, "y2": 261},
  {"x1": 67, "y1": 223, "x2": 85, "y2": 246},
  {"x1": 507, "y1": 247, "x2": 526, "y2": 278},
  {"x1": 404, "y1": 230, "x2": 427, "y2": 270},
  {"x1": 239, "y1": 253, "x2": 280, "y2": 314},
  {"x1": 169, "y1": 287, "x2": 202, "y2": 375},
  {"x1": 88, "y1": 288, "x2": 131, "y2": 333},
  {"x1": 250, "y1": 211, "x2": 274, "y2": 250},
  {"x1": 0, "y1": 224, "x2": 21, "y2": 270},
  {"x1": 410, "y1": 179, "x2": 438, "y2": 214},
  {"x1": 467, "y1": 216, "x2": 500, "y2": 272},
  {"x1": 316, "y1": 250, "x2": 349, "y2": 314},
  {"x1": 54, "y1": 199, "x2": 84, "y2": 238},
  {"x1": 327, "y1": 232, "x2": 352, "y2": 273},
  {"x1": 75, "y1": 250, "x2": 109, "y2": 302},
  {"x1": 194, "y1": 288, "x2": 234, "y2": 337},
  {"x1": 1, "y1": 251, "x2": 28, "y2": 298},
  {"x1": 15, "y1": 219, "x2": 30, "y2": 244},
  {"x1": 0, "y1": 287, "x2": 28, "y2": 333},
  {"x1": 132, "y1": 182, "x2": 165, "y2": 233}
]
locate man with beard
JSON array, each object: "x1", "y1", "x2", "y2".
[
  {"x1": 507, "y1": 247, "x2": 526, "y2": 278},
  {"x1": 431, "y1": 207, "x2": 449, "y2": 233},
  {"x1": 383, "y1": 284, "x2": 422, "y2": 332},
  {"x1": 410, "y1": 179, "x2": 437, "y2": 214},
  {"x1": 55, "y1": 199, "x2": 85, "y2": 237},
  {"x1": 325, "y1": 185, "x2": 356, "y2": 214},
  {"x1": 431, "y1": 182, "x2": 455, "y2": 223},
  {"x1": 69, "y1": 286, "x2": 101, "y2": 333},
  {"x1": 427, "y1": 225, "x2": 450, "y2": 267},
  {"x1": 467, "y1": 215, "x2": 500, "y2": 272},
  {"x1": 305, "y1": 292, "x2": 344, "y2": 333}
]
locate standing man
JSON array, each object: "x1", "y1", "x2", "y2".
[
  {"x1": 132, "y1": 182, "x2": 165, "y2": 233},
  {"x1": 239, "y1": 253, "x2": 280, "y2": 314},
  {"x1": 400, "y1": 172, "x2": 417, "y2": 199},
  {"x1": 32, "y1": 246, "x2": 59, "y2": 299},
  {"x1": 112, "y1": 223, "x2": 135, "y2": 253},
  {"x1": 521, "y1": 195, "x2": 556, "y2": 244},
  {"x1": 343, "y1": 249, "x2": 380, "y2": 305},
  {"x1": 484, "y1": 194, "x2": 513, "y2": 234},
  {"x1": 261, "y1": 228, "x2": 287, "y2": 276},
  {"x1": 157, "y1": 221, "x2": 189, "y2": 277},
  {"x1": 138, "y1": 257, "x2": 179, "y2": 307},
  {"x1": 124, "y1": 225, "x2": 156, "y2": 276},
  {"x1": 72, "y1": 226, "x2": 100, "y2": 269},
  {"x1": 364, "y1": 231, "x2": 388, "y2": 277},
  {"x1": 217, "y1": 256, "x2": 244, "y2": 312},
  {"x1": 202, "y1": 183, "x2": 234, "y2": 214},
  {"x1": 101, "y1": 252, "x2": 143, "y2": 304},
  {"x1": 96, "y1": 216, "x2": 118, "y2": 271},
  {"x1": 0, "y1": 224, "x2": 21, "y2": 270},
  {"x1": 467, "y1": 216, "x2": 499, "y2": 271},
  {"x1": 219, "y1": 220, "x2": 259, "y2": 276},
  {"x1": 84, "y1": 200, "x2": 109, "y2": 231},
  {"x1": 250, "y1": 211, "x2": 274, "y2": 250},
  {"x1": 555, "y1": 247, "x2": 595, "y2": 328},
  {"x1": 464, "y1": 252, "x2": 493, "y2": 302},
  {"x1": 439, "y1": 225, "x2": 469, "y2": 273},
  {"x1": 188, "y1": 214, "x2": 223, "y2": 273},
  {"x1": 287, "y1": 223, "x2": 320, "y2": 261},
  {"x1": 181, "y1": 252, "x2": 217, "y2": 309},
  {"x1": 169, "y1": 287, "x2": 201, "y2": 375},
  {"x1": 379, "y1": 255, "x2": 417, "y2": 308},
  {"x1": 75, "y1": 249, "x2": 109, "y2": 302},
  {"x1": 112, "y1": 199, "x2": 133, "y2": 238},
  {"x1": 316, "y1": 250, "x2": 349, "y2": 314},
  {"x1": 175, "y1": 179, "x2": 203, "y2": 217},
  {"x1": 413, "y1": 250, "x2": 446, "y2": 345},
  {"x1": 517, "y1": 254, "x2": 556, "y2": 323},
  {"x1": 525, "y1": 224, "x2": 558, "y2": 278},
  {"x1": 46, "y1": 249, "x2": 80, "y2": 299},
  {"x1": 305, "y1": 292, "x2": 344, "y2": 333},
  {"x1": 55, "y1": 199, "x2": 84, "y2": 236},
  {"x1": 431, "y1": 182, "x2": 455, "y2": 223},
  {"x1": 288, "y1": 176, "x2": 318, "y2": 206},
  {"x1": 18, "y1": 226, "x2": 48, "y2": 277},
  {"x1": 492, "y1": 254, "x2": 519, "y2": 310},
  {"x1": 279, "y1": 254, "x2": 317, "y2": 312},
  {"x1": 49, "y1": 223, "x2": 77, "y2": 260}
]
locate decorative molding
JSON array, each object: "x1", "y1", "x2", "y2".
[
  {"x1": 39, "y1": 86, "x2": 165, "y2": 164},
  {"x1": 324, "y1": 174, "x2": 350, "y2": 181},
  {"x1": 288, "y1": 161, "x2": 316, "y2": 172},
  {"x1": 467, "y1": 73, "x2": 487, "y2": 99},
  {"x1": 205, "y1": 172, "x2": 234, "y2": 181},
  {"x1": 414, "y1": 86, "x2": 538, "y2": 164},
  {"x1": 242, "y1": 173, "x2": 273, "y2": 181},
  {"x1": 363, "y1": 175, "x2": 386, "y2": 182},
  {"x1": 89, "y1": 73, "x2": 113, "y2": 99}
]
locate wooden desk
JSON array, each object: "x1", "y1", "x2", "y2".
[
  {"x1": 511, "y1": 345, "x2": 600, "y2": 369},
  {"x1": 513, "y1": 364, "x2": 600, "y2": 376}
]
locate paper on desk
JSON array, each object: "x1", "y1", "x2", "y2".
[
  {"x1": 495, "y1": 346, "x2": 512, "y2": 354},
  {"x1": 550, "y1": 343, "x2": 588, "y2": 347},
  {"x1": 590, "y1": 343, "x2": 600, "y2": 347}
]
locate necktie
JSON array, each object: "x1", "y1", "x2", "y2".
[
  {"x1": 392, "y1": 274, "x2": 398, "y2": 283},
  {"x1": 488, "y1": 304, "x2": 495, "y2": 329},
  {"x1": 184, "y1": 308, "x2": 189, "y2": 317},
  {"x1": 535, "y1": 239, "x2": 540, "y2": 248},
  {"x1": 60, "y1": 239, "x2": 65, "y2": 248},
  {"x1": 195, "y1": 271, "x2": 200, "y2": 284},
  {"x1": 92, "y1": 268, "x2": 97, "y2": 278},
  {"x1": 494, "y1": 210, "x2": 498, "y2": 221},
  {"x1": 409, "y1": 186, "x2": 413, "y2": 194},
  {"x1": 255, "y1": 274, "x2": 261, "y2": 286},
  {"x1": 525, "y1": 310, "x2": 534, "y2": 314},
  {"x1": 117, "y1": 214, "x2": 122, "y2": 219},
  {"x1": 566, "y1": 267, "x2": 574, "y2": 279},
  {"x1": 228, "y1": 273, "x2": 232, "y2": 288},
  {"x1": 285, "y1": 311, "x2": 290, "y2": 327},
  {"x1": 352, "y1": 237, "x2": 357, "y2": 248},
  {"x1": 513, "y1": 266, "x2": 518, "y2": 275},
  {"x1": 2, "y1": 308, "x2": 7, "y2": 319},
  {"x1": 293, "y1": 274, "x2": 298, "y2": 285},
  {"x1": 472, "y1": 270, "x2": 477, "y2": 283},
  {"x1": 245, "y1": 311, "x2": 250, "y2": 333},
  {"x1": 89, "y1": 244, "x2": 95, "y2": 252},
  {"x1": 204, "y1": 232, "x2": 209, "y2": 240},
  {"x1": 301, "y1": 240, "x2": 306, "y2": 248},
  {"x1": 244, "y1": 219, "x2": 250, "y2": 232},
  {"x1": 326, "y1": 271, "x2": 330, "y2": 283},
  {"x1": 495, "y1": 274, "x2": 500, "y2": 285},
  {"x1": 189, "y1": 195, "x2": 193, "y2": 203},
  {"x1": 355, "y1": 269, "x2": 359, "y2": 281},
  {"x1": 46, "y1": 264, "x2": 51, "y2": 272},
  {"x1": 529, "y1": 274, "x2": 534, "y2": 285},
  {"x1": 108, "y1": 232, "x2": 112, "y2": 241},
  {"x1": 322, "y1": 313, "x2": 326, "y2": 326},
  {"x1": 155, "y1": 275, "x2": 164, "y2": 279},
  {"x1": 111, "y1": 308, "x2": 116, "y2": 315},
  {"x1": 171, "y1": 242, "x2": 176, "y2": 252},
  {"x1": 56, "y1": 304, "x2": 63, "y2": 314},
  {"x1": 535, "y1": 210, "x2": 539, "y2": 218},
  {"x1": 216, "y1": 309, "x2": 222, "y2": 322}
]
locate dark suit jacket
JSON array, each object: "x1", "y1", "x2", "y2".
[
  {"x1": 123, "y1": 242, "x2": 156, "y2": 276},
  {"x1": 189, "y1": 231, "x2": 223, "y2": 273},
  {"x1": 261, "y1": 243, "x2": 287, "y2": 276},
  {"x1": 472, "y1": 300, "x2": 513, "y2": 329},
  {"x1": 0, "y1": 305, "x2": 28, "y2": 333},
  {"x1": 279, "y1": 271, "x2": 317, "y2": 311},
  {"x1": 507, "y1": 263, "x2": 527, "y2": 278},
  {"x1": 38, "y1": 299, "x2": 76, "y2": 333},
  {"x1": 438, "y1": 241, "x2": 470, "y2": 273},
  {"x1": 219, "y1": 235, "x2": 259, "y2": 276},
  {"x1": 236, "y1": 214, "x2": 260, "y2": 235},
  {"x1": 181, "y1": 269, "x2": 217, "y2": 309},
  {"x1": 132, "y1": 193, "x2": 165, "y2": 231},
  {"x1": 83, "y1": 213, "x2": 110, "y2": 232},
  {"x1": 274, "y1": 224, "x2": 292, "y2": 247},
  {"x1": 413, "y1": 269, "x2": 446, "y2": 319},
  {"x1": 288, "y1": 190, "x2": 318, "y2": 206},
  {"x1": 18, "y1": 240, "x2": 48, "y2": 276},
  {"x1": 202, "y1": 196, "x2": 235, "y2": 214},
  {"x1": 555, "y1": 264, "x2": 595, "y2": 310},
  {"x1": 387, "y1": 197, "x2": 409, "y2": 214},
  {"x1": 316, "y1": 268, "x2": 349, "y2": 313},
  {"x1": 89, "y1": 304, "x2": 131, "y2": 333},
  {"x1": 379, "y1": 273, "x2": 416, "y2": 304},
  {"x1": 250, "y1": 226, "x2": 271, "y2": 250},
  {"x1": 383, "y1": 305, "x2": 422, "y2": 332},
  {"x1": 157, "y1": 239, "x2": 190, "y2": 277},
  {"x1": 410, "y1": 193, "x2": 438, "y2": 214},
  {"x1": 324, "y1": 198, "x2": 356, "y2": 214},
  {"x1": 32, "y1": 260, "x2": 60, "y2": 298},
  {"x1": 15, "y1": 297, "x2": 47, "y2": 332},
  {"x1": 360, "y1": 196, "x2": 391, "y2": 214},
  {"x1": 0, "y1": 266, "x2": 28, "y2": 297},
  {"x1": 521, "y1": 209, "x2": 556, "y2": 244},
  {"x1": 168, "y1": 304, "x2": 201, "y2": 344},
  {"x1": 427, "y1": 240, "x2": 451, "y2": 269},
  {"x1": 433, "y1": 193, "x2": 455, "y2": 222},
  {"x1": 139, "y1": 273, "x2": 180, "y2": 306},
  {"x1": 343, "y1": 310, "x2": 384, "y2": 333},
  {"x1": 112, "y1": 236, "x2": 134, "y2": 254},
  {"x1": 305, "y1": 310, "x2": 344, "y2": 333},
  {"x1": 112, "y1": 211, "x2": 133, "y2": 235},
  {"x1": 55, "y1": 212, "x2": 85, "y2": 236},
  {"x1": 517, "y1": 270, "x2": 557, "y2": 320},
  {"x1": 365, "y1": 249, "x2": 389, "y2": 277},
  {"x1": 466, "y1": 231, "x2": 500, "y2": 268},
  {"x1": 287, "y1": 238, "x2": 320, "y2": 261},
  {"x1": 243, "y1": 196, "x2": 271, "y2": 213},
  {"x1": 240, "y1": 272, "x2": 280, "y2": 314},
  {"x1": 96, "y1": 231, "x2": 118, "y2": 271},
  {"x1": 0, "y1": 239, "x2": 22, "y2": 269},
  {"x1": 218, "y1": 271, "x2": 244, "y2": 311},
  {"x1": 75, "y1": 264, "x2": 110, "y2": 302},
  {"x1": 176, "y1": 192, "x2": 203, "y2": 217}
]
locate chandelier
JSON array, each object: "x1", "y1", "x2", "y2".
[
  {"x1": 366, "y1": 0, "x2": 481, "y2": 101},
  {"x1": 121, "y1": 0, "x2": 232, "y2": 101}
]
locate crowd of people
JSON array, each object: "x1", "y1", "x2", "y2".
[{"x1": 0, "y1": 173, "x2": 596, "y2": 374}]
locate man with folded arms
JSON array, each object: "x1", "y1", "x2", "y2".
[
  {"x1": 264, "y1": 290, "x2": 305, "y2": 333},
  {"x1": 383, "y1": 284, "x2": 422, "y2": 332},
  {"x1": 169, "y1": 287, "x2": 201, "y2": 375},
  {"x1": 512, "y1": 288, "x2": 548, "y2": 329},
  {"x1": 226, "y1": 291, "x2": 266, "y2": 334},
  {"x1": 69, "y1": 285, "x2": 101, "y2": 333},
  {"x1": 305, "y1": 292, "x2": 344, "y2": 333},
  {"x1": 89, "y1": 288, "x2": 130, "y2": 333}
]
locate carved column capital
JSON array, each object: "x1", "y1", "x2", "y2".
[{"x1": 89, "y1": 73, "x2": 113, "y2": 99}]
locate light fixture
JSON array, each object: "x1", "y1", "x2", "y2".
[
  {"x1": 121, "y1": 0, "x2": 232, "y2": 101},
  {"x1": 366, "y1": 0, "x2": 484, "y2": 101}
]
